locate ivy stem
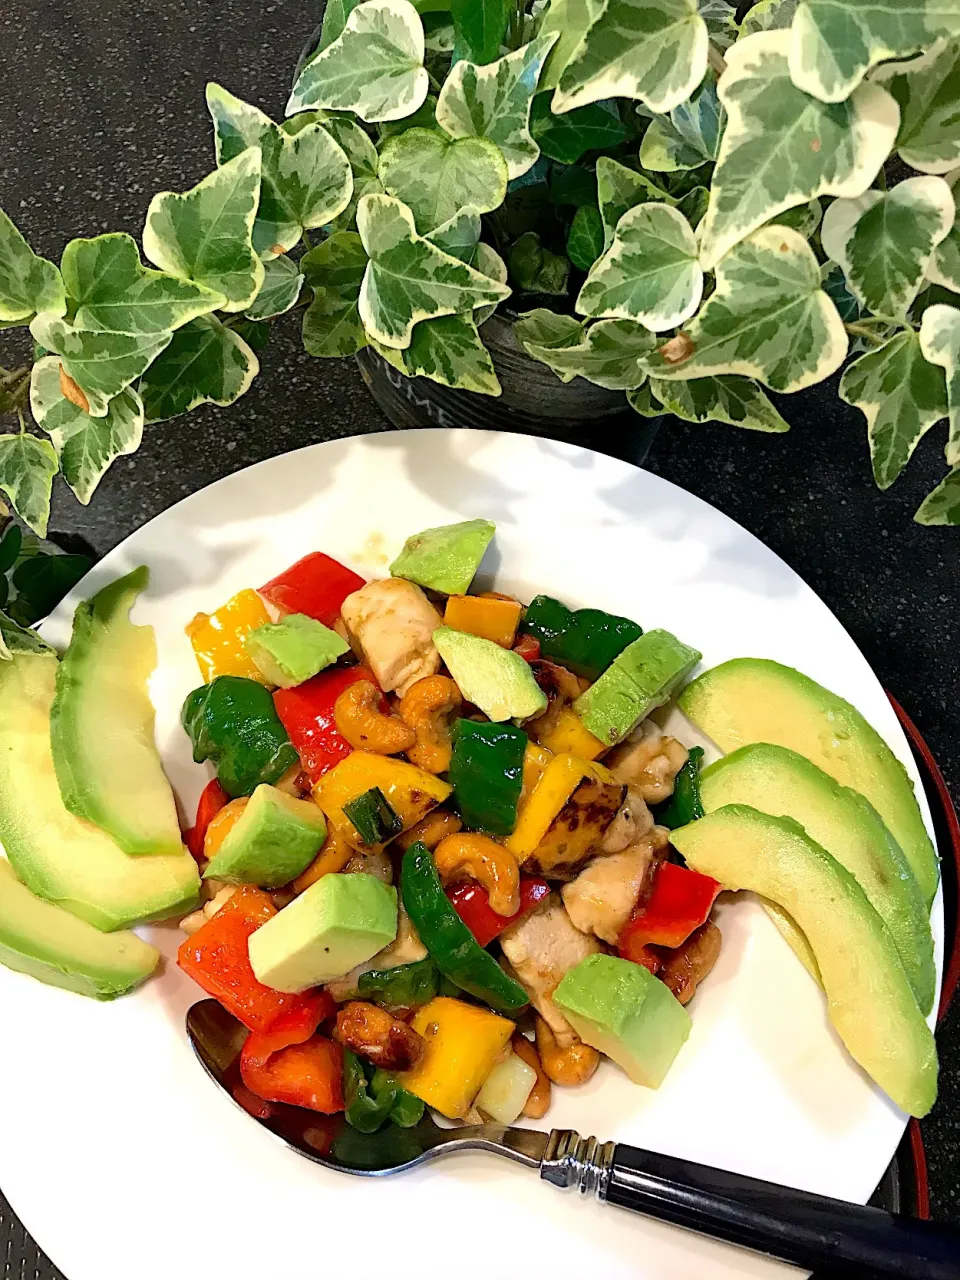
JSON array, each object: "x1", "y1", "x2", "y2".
[
  {"x1": 300, "y1": 229, "x2": 315, "y2": 251},
  {"x1": 0, "y1": 365, "x2": 29, "y2": 390},
  {"x1": 707, "y1": 43, "x2": 727, "y2": 76},
  {"x1": 844, "y1": 322, "x2": 892, "y2": 347},
  {"x1": 426, "y1": 68, "x2": 443, "y2": 94}
]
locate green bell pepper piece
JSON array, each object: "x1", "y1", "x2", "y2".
[
  {"x1": 343, "y1": 1049, "x2": 396, "y2": 1133},
  {"x1": 371, "y1": 1070, "x2": 426, "y2": 1128},
  {"x1": 449, "y1": 719, "x2": 526, "y2": 836},
  {"x1": 523, "y1": 594, "x2": 642, "y2": 679},
  {"x1": 400, "y1": 842, "x2": 529, "y2": 1012},
  {"x1": 357, "y1": 957, "x2": 440, "y2": 1008},
  {"x1": 655, "y1": 745, "x2": 704, "y2": 828},
  {"x1": 181, "y1": 675, "x2": 299, "y2": 798}
]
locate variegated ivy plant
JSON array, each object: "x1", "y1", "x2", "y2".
[{"x1": 2, "y1": 0, "x2": 960, "y2": 531}]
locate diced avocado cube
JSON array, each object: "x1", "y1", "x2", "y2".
[
  {"x1": 574, "y1": 628, "x2": 701, "y2": 746},
  {"x1": 203, "y1": 784, "x2": 327, "y2": 888},
  {"x1": 434, "y1": 627, "x2": 547, "y2": 722},
  {"x1": 553, "y1": 953, "x2": 691, "y2": 1088},
  {"x1": 248, "y1": 872, "x2": 398, "y2": 992},
  {"x1": 390, "y1": 518, "x2": 495, "y2": 595},
  {"x1": 244, "y1": 613, "x2": 349, "y2": 688}
]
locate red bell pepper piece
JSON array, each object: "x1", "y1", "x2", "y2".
[
  {"x1": 446, "y1": 876, "x2": 551, "y2": 948},
  {"x1": 259, "y1": 552, "x2": 365, "y2": 627},
  {"x1": 251, "y1": 989, "x2": 337, "y2": 1054},
  {"x1": 184, "y1": 778, "x2": 229, "y2": 862},
  {"x1": 513, "y1": 634, "x2": 541, "y2": 663},
  {"x1": 274, "y1": 665, "x2": 380, "y2": 783},
  {"x1": 240, "y1": 1034, "x2": 344, "y2": 1114},
  {"x1": 177, "y1": 886, "x2": 322, "y2": 1033},
  {"x1": 619, "y1": 861, "x2": 721, "y2": 956}
]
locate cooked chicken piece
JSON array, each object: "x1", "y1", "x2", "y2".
[
  {"x1": 340, "y1": 578, "x2": 443, "y2": 696},
  {"x1": 325, "y1": 902, "x2": 427, "y2": 1001},
  {"x1": 500, "y1": 893, "x2": 601, "y2": 1048},
  {"x1": 343, "y1": 848, "x2": 394, "y2": 882},
  {"x1": 601, "y1": 785, "x2": 654, "y2": 853},
  {"x1": 605, "y1": 719, "x2": 689, "y2": 803},
  {"x1": 562, "y1": 839, "x2": 661, "y2": 945}
]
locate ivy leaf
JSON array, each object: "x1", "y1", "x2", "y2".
[
  {"x1": 840, "y1": 330, "x2": 947, "y2": 488},
  {"x1": 927, "y1": 166, "x2": 960, "y2": 291},
  {"x1": 699, "y1": 30, "x2": 900, "y2": 269},
  {"x1": 426, "y1": 209, "x2": 482, "y2": 262},
  {"x1": 207, "y1": 85, "x2": 353, "y2": 256},
  {"x1": 142, "y1": 150, "x2": 264, "y2": 312},
  {"x1": 0, "y1": 611, "x2": 56, "y2": 659},
  {"x1": 537, "y1": 0, "x2": 598, "y2": 93},
  {"x1": 29, "y1": 356, "x2": 143, "y2": 504},
  {"x1": 372, "y1": 312, "x2": 501, "y2": 393},
  {"x1": 319, "y1": 0, "x2": 366, "y2": 50},
  {"x1": 0, "y1": 433, "x2": 58, "y2": 535},
  {"x1": 513, "y1": 307, "x2": 583, "y2": 355},
  {"x1": 698, "y1": 0, "x2": 737, "y2": 49},
  {"x1": 883, "y1": 39, "x2": 960, "y2": 175},
  {"x1": 378, "y1": 94, "x2": 439, "y2": 138},
  {"x1": 788, "y1": 1, "x2": 960, "y2": 104},
  {"x1": 677, "y1": 184, "x2": 709, "y2": 227},
  {"x1": 301, "y1": 231, "x2": 370, "y2": 357},
  {"x1": 29, "y1": 316, "x2": 172, "y2": 418},
  {"x1": 357, "y1": 194, "x2": 510, "y2": 346},
  {"x1": 436, "y1": 34, "x2": 558, "y2": 180},
  {"x1": 508, "y1": 231, "x2": 570, "y2": 294},
  {"x1": 378, "y1": 129, "x2": 508, "y2": 232},
  {"x1": 820, "y1": 260, "x2": 862, "y2": 322},
  {"x1": 549, "y1": 164, "x2": 598, "y2": 207},
  {"x1": 739, "y1": 0, "x2": 799, "y2": 36},
  {"x1": 643, "y1": 225, "x2": 848, "y2": 392},
  {"x1": 0, "y1": 525, "x2": 22, "y2": 576},
  {"x1": 531, "y1": 94, "x2": 627, "y2": 163},
  {"x1": 554, "y1": 0, "x2": 709, "y2": 116},
  {"x1": 515, "y1": 310, "x2": 655, "y2": 387},
  {"x1": 767, "y1": 197, "x2": 822, "y2": 237},
  {"x1": 9, "y1": 555, "x2": 93, "y2": 628},
  {"x1": 450, "y1": 0, "x2": 511, "y2": 63},
  {"x1": 649, "y1": 373, "x2": 790, "y2": 430},
  {"x1": 245, "y1": 255, "x2": 304, "y2": 320},
  {"x1": 311, "y1": 112, "x2": 380, "y2": 180},
  {"x1": 0, "y1": 209, "x2": 66, "y2": 323},
  {"x1": 61, "y1": 233, "x2": 223, "y2": 334},
  {"x1": 638, "y1": 69, "x2": 725, "y2": 171},
  {"x1": 821, "y1": 176, "x2": 954, "y2": 320},
  {"x1": 915, "y1": 466, "x2": 960, "y2": 524},
  {"x1": 919, "y1": 302, "x2": 960, "y2": 465},
  {"x1": 137, "y1": 316, "x2": 259, "y2": 423},
  {"x1": 473, "y1": 241, "x2": 509, "y2": 324},
  {"x1": 567, "y1": 205, "x2": 605, "y2": 270},
  {"x1": 596, "y1": 157, "x2": 678, "y2": 248},
  {"x1": 577, "y1": 202, "x2": 703, "y2": 331},
  {"x1": 287, "y1": 0, "x2": 429, "y2": 123},
  {"x1": 627, "y1": 381, "x2": 667, "y2": 415}
]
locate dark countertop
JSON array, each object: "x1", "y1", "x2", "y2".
[{"x1": 1, "y1": 2, "x2": 957, "y2": 1273}]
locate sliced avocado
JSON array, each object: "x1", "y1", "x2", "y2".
[
  {"x1": 700, "y1": 744, "x2": 934, "y2": 1013},
  {"x1": 574, "y1": 628, "x2": 701, "y2": 745},
  {"x1": 671, "y1": 806, "x2": 938, "y2": 1117},
  {"x1": 50, "y1": 566, "x2": 183, "y2": 856},
  {"x1": 390, "y1": 518, "x2": 495, "y2": 594},
  {"x1": 244, "y1": 613, "x2": 349, "y2": 688},
  {"x1": 553, "y1": 953, "x2": 692, "y2": 1087},
  {"x1": 248, "y1": 872, "x2": 398, "y2": 992},
  {"x1": 0, "y1": 859, "x2": 159, "y2": 999},
  {"x1": 203, "y1": 784, "x2": 327, "y2": 887},
  {"x1": 434, "y1": 626, "x2": 547, "y2": 722},
  {"x1": 678, "y1": 659, "x2": 939, "y2": 905},
  {"x1": 0, "y1": 651, "x2": 199, "y2": 930}
]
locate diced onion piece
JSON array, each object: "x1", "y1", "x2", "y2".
[{"x1": 476, "y1": 1053, "x2": 537, "y2": 1124}]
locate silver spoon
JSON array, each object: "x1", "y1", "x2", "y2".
[{"x1": 187, "y1": 999, "x2": 958, "y2": 1279}]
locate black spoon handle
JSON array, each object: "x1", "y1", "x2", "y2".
[{"x1": 602, "y1": 1142, "x2": 960, "y2": 1278}]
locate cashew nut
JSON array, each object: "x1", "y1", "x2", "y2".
[
  {"x1": 334, "y1": 1001, "x2": 425, "y2": 1071},
  {"x1": 535, "y1": 1015, "x2": 600, "y2": 1086},
  {"x1": 511, "y1": 1032, "x2": 551, "y2": 1118},
  {"x1": 394, "y1": 809, "x2": 463, "y2": 852},
  {"x1": 334, "y1": 679, "x2": 416, "y2": 754},
  {"x1": 292, "y1": 829, "x2": 354, "y2": 893},
  {"x1": 433, "y1": 831, "x2": 520, "y2": 917},
  {"x1": 527, "y1": 659, "x2": 585, "y2": 739},
  {"x1": 399, "y1": 675, "x2": 462, "y2": 773}
]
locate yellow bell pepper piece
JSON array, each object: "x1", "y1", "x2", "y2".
[
  {"x1": 202, "y1": 798, "x2": 249, "y2": 859},
  {"x1": 399, "y1": 997, "x2": 515, "y2": 1119},
  {"x1": 531, "y1": 705, "x2": 606, "y2": 760},
  {"x1": 507, "y1": 752, "x2": 615, "y2": 859},
  {"x1": 443, "y1": 594, "x2": 523, "y2": 647},
  {"x1": 313, "y1": 750, "x2": 452, "y2": 851},
  {"x1": 186, "y1": 589, "x2": 273, "y2": 683},
  {"x1": 521, "y1": 741, "x2": 553, "y2": 806}
]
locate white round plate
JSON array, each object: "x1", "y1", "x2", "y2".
[{"x1": 0, "y1": 430, "x2": 942, "y2": 1280}]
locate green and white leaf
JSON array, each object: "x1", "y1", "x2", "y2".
[
  {"x1": 596, "y1": 156, "x2": 678, "y2": 248},
  {"x1": 915, "y1": 466, "x2": 960, "y2": 524},
  {"x1": 926, "y1": 166, "x2": 960, "y2": 290},
  {"x1": 627, "y1": 382, "x2": 666, "y2": 416},
  {"x1": 245, "y1": 254, "x2": 304, "y2": 320},
  {"x1": 206, "y1": 84, "x2": 353, "y2": 256},
  {"x1": 29, "y1": 316, "x2": 172, "y2": 417},
  {"x1": 0, "y1": 433, "x2": 58, "y2": 536},
  {"x1": 473, "y1": 242, "x2": 508, "y2": 324},
  {"x1": 820, "y1": 176, "x2": 954, "y2": 319},
  {"x1": 312, "y1": 112, "x2": 381, "y2": 180},
  {"x1": 699, "y1": 30, "x2": 900, "y2": 269},
  {"x1": 649, "y1": 372, "x2": 790, "y2": 430},
  {"x1": 0, "y1": 209, "x2": 65, "y2": 323},
  {"x1": 137, "y1": 316, "x2": 259, "y2": 423},
  {"x1": 319, "y1": 0, "x2": 366, "y2": 49},
  {"x1": 699, "y1": 0, "x2": 738, "y2": 49},
  {"x1": 554, "y1": 0, "x2": 709, "y2": 115},
  {"x1": 767, "y1": 197, "x2": 822, "y2": 237},
  {"x1": 449, "y1": 0, "x2": 512, "y2": 64},
  {"x1": 287, "y1": 0, "x2": 429, "y2": 123},
  {"x1": 508, "y1": 232, "x2": 570, "y2": 294},
  {"x1": 677, "y1": 184, "x2": 710, "y2": 228},
  {"x1": 919, "y1": 302, "x2": 960, "y2": 465},
  {"x1": 29, "y1": 356, "x2": 142, "y2": 504},
  {"x1": 426, "y1": 209, "x2": 482, "y2": 262},
  {"x1": 372, "y1": 311, "x2": 501, "y2": 394},
  {"x1": 820, "y1": 260, "x2": 862, "y2": 322},
  {"x1": 577, "y1": 202, "x2": 703, "y2": 331},
  {"x1": 301, "y1": 232, "x2": 370, "y2": 357},
  {"x1": 567, "y1": 205, "x2": 605, "y2": 270},
  {"x1": 357, "y1": 194, "x2": 510, "y2": 346},
  {"x1": 61, "y1": 233, "x2": 223, "y2": 334},
  {"x1": 643, "y1": 225, "x2": 848, "y2": 392},
  {"x1": 537, "y1": 0, "x2": 599, "y2": 92},
  {"x1": 378, "y1": 129, "x2": 508, "y2": 232},
  {"x1": 436, "y1": 33, "x2": 558, "y2": 179},
  {"x1": 882, "y1": 39, "x2": 960, "y2": 174},
  {"x1": 530, "y1": 94, "x2": 628, "y2": 163},
  {"x1": 639, "y1": 69, "x2": 725, "y2": 171},
  {"x1": 516, "y1": 310, "x2": 654, "y2": 387},
  {"x1": 839, "y1": 330, "x2": 947, "y2": 488},
  {"x1": 788, "y1": 0, "x2": 960, "y2": 104},
  {"x1": 0, "y1": 612, "x2": 55, "y2": 661},
  {"x1": 739, "y1": 0, "x2": 798, "y2": 36},
  {"x1": 142, "y1": 150, "x2": 264, "y2": 312},
  {"x1": 513, "y1": 307, "x2": 583, "y2": 357}
]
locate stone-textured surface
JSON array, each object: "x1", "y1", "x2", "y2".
[{"x1": 0, "y1": 1, "x2": 957, "y2": 1273}]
